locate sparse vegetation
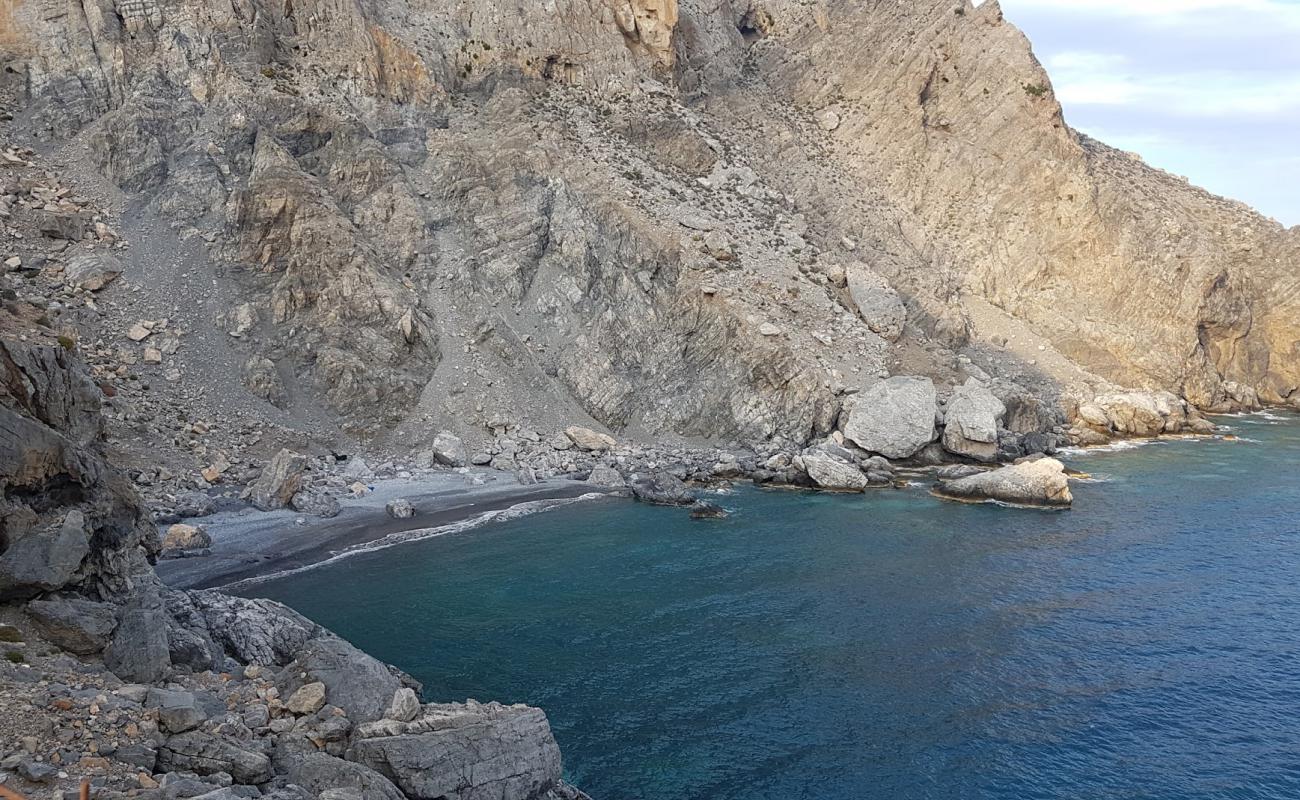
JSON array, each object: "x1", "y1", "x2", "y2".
[{"x1": 1023, "y1": 82, "x2": 1049, "y2": 98}]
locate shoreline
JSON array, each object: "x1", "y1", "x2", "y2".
[
  {"x1": 157, "y1": 413, "x2": 1290, "y2": 592},
  {"x1": 155, "y1": 470, "x2": 619, "y2": 590}
]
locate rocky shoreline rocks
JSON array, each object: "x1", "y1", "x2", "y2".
[{"x1": 0, "y1": 306, "x2": 587, "y2": 800}]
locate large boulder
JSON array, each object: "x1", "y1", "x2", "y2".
[
  {"x1": 629, "y1": 472, "x2": 695, "y2": 506},
  {"x1": 564, "y1": 426, "x2": 616, "y2": 452},
  {"x1": 347, "y1": 701, "x2": 562, "y2": 800},
  {"x1": 941, "y1": 379, "x2": 1006, "y2": 462},
  {"x1": 932, "y1": 458, "x2": 1073, "y2": 508},
  {"x1": 801, "y1": 454, "x2": 868, "y2": 491},
  {"x1": 249, "y1": 449, "x2": 308, "y2": 511},
  {"x1": 26, "y1": 596, "x2": 119, "y2": 654},
  {"x1": 157, "y1": 731, "x2": 272, "y2": 784},
  {"x1": 64, "y1": 251, "x2": 123, "y2": 291},
  {"x1": 162, "y1": 523, "x2": 213, "y2": 551},
  {"x1": 430, "y1": 431, "x2": 468, "y2": 467},
  {"x1": 147, "y1": 688, "x2": 208, "y2": 734},
  {"x1": 842, "y1": 376, "x2": 937, "y2": 459},
  {"x1": 845, "y1": 264, "x2": 906, "y2": 341},
  {"x1": 586, "y1": 465, "x2": 625, "y2": 488},
  {"x1": 1081, "y1": 391, "x2": 1189, "y2": 437},
  {"x1": 291, "y1": 490, "x2": 342, "y2": 518}
]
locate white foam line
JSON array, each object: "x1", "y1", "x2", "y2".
[
  {"x1": 219, "y1": 492, "x2": 610, "y2": 591},
  {"x1": 1057, "y1": 439, "x2": 1159, "y2": 456}
]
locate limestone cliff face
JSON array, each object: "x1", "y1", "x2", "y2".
[
  {"x1": 3, "y1": 0, "x2": 1295, "y2": 448},
  {"x1": 727, "y1": 0, "x2": 1300, "y2": 410}
]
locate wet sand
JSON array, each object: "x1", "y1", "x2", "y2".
[{"x1": 155, "y1": 470, "x2": 616, "y2": 590}]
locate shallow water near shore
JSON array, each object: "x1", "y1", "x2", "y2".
[{"x1": 249, "y1": 413, "x2": 1300, "y2": 800}]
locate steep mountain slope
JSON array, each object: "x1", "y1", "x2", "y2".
[{"x1": 1, "y1": 0, "x2": 1295, "y2": 458}]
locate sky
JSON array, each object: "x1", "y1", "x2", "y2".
[{"x1": 993, "y1": 0, "x2": 1300, "y2": 227}]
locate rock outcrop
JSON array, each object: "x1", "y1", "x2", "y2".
[
  {"x1": 348, "y1": 702, "x2": 563, "y2": 800},
  {"x1": 933, "y1": 458, "x2": 1074, "y2": 508},
  {"x1": 0, "y1": 300, "x2": 582, "y2": 800},
  {"x1": 3, "y1": 0, "x2": 1292, "y2": 461}
]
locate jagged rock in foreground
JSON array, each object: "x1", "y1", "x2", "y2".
[
  {"x1": 932, "y1": 458, "x2": 1074, "y2": 508},
  {"x1": 0, "y1": 306, "x2": 581, "y2": 799},
  {"x1": 349, "y1": 702, "x2": 563, "y2": 800}
]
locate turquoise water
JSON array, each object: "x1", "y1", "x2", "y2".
[{"x1": 250, "y1": 413, "x2": 1300, "y2": 800}]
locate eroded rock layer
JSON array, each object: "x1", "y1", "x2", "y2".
[{"x1": 1, "y1": 0, "x2": 1295, "y2": 454}]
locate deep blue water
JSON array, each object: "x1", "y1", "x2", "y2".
[{"x1": 250, "y1": 413, "x2": 1300, "y2": 800}]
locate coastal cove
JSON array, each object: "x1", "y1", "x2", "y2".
[{"x1": 246, "y1": 413, "x2": 1300, "y2": 800}]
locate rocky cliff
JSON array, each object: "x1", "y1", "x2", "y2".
[
  {"x1": 0, "y1": 0, "x2": 1294, "y2": 453},
  {"x1": 0, "y1": 300, "x2": 583, "y2": 798}
]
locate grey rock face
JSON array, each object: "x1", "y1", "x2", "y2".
[
  {"x1": 846, "y1": 265, "x2": 906, "y2": 342},
  {"x1": 157, "y1": 731, "x2": 273, "y2": 784},
  {"x1": 842, "y1": 377, "x2": 938, "y2": 459},
  {"x1": 0, "y1": 511, "x2": 91, "y2": 599},
  {"x1": 277, "y1": 752, "x2": 405, "y2": 800},
  {"x1": 104, "y1": 590, "x2": 172, "y2": 683},
  {"x1": 933, "y1": 458, "x2": 1073, "y2": 508},
  {"x1": 941, "y1": 379, "x2": 1007, "y2": 462},
  {"x1": 25, "y1": 596, "x2": 118, "y2": 654},
  {"x1": 185, "y1": 591, "x2": 322, "y2": 666},
  {"x1": 249, "y1": 449, "x2": 308, "y2": 511},
  {"x1": 348, "y1": 702, "x2": 562, "y2": 800},
  {"x1": 801, "y1": 454, "x2": 868, "y2": 491},
  {"x1": 283, "y1": 636, "x2": 402, "y2": 724}
]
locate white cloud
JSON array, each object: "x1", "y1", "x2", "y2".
[
  {"x1": 995, "y1": 0, "x2": 1300, "y2": 224},
  {"x1": 990, "y1": 0, "x2": 1300, "y2": 26},
  {"x1": 1047, "y1": 53, "x2": 1300, "y2": 117}
]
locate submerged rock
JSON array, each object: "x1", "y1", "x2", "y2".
[
  {"x1": 689, "y1": 501, "x2": 728, "y2": 519},
  {"x1": 630, "y1": 471, "x2": 695, "y2": 506},
  {"x1": 932, "y1": 458, "x2": 1072, "y2": 508}
]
